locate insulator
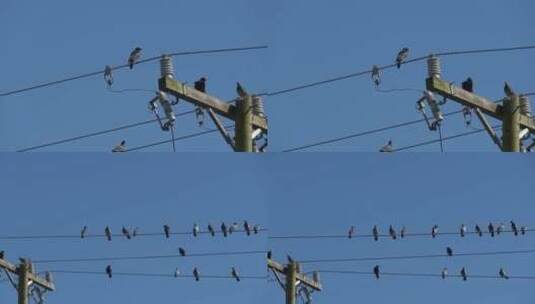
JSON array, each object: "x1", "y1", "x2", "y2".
[
  {"x1": 252, "y1": 95, "x2": 266, "y2": 117},
  {"x1": 160, "y1": 55, "x2": 175, "y2": 78},
  {"x1": 427, "y1": 55, "x2": 441, "y2": 79},
  {"x1": 520, "y1": 96, "x2": 532, "y2": 117}
]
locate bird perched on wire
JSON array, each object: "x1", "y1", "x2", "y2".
[
  {"x1": 221, "y1": 222, "x2": 228, "y2": 237},
  {"x1": 237, "y1": 82, "x2": 248, "y2": 98},
  {"x1": 379, "y1": 140, "x2": 394, "y2": 153},
  {"x1": 174, "y1": 268, "x2": 180, "y2": 278},
  {"x1": 460, "y1": 224, "x2": 467, "y2": 237},
  {"x1": 441, "y1": 267, "x2": 448, "y2": 279},
  {"x1": 104, "y1": 65, "x2": 113, "y2": 87},
  {"x1": 431, "y1": 225, "x2": 439, "y2": 238},
  {"x1": 253, "y1": 225, "x2": 260, "y2": 234},
  {"x1": 499, "y1": 268, "x2": 509, "y2": 279},
  {"x1": 105, "y1": 265, "x2": 112, "y2": 278},
  {"x1": 194, "y1": 77, "x2": 207, "y2": 93},
  {"x1": 504, "y1": 82, "x2": 515, "y2": 97},
  {"x1": 475, "y1": 225, "x2": 483, "y2": 237},
  {"x1": 121, "y1": 226, "x2": 131, "y2": 240},
  {"x1": 400, "y1": 226, "x2": 406, "y2": 238},
  {"x1": 372, "y1": 225, "x2": 379, "y2": 241},
  {"x1": 193, "y1": 223, "x2": 200, "y2": 238},
  {"x1": 446, "y1": 247, "x2": 453, "y2": 257},
  {"x1": 81, "y1": 226, "x2": 88, "y2": 239},
  {"x1": 207, "y1": 224, "x2": 215, "y2": 237},
  {"x1": 178, "y1": 247, "x2": 186, "y2": 257},
  {"x1": 520, "y1": 226, "x2": 527, "y2": 235},
  {"x1": 462, "y1": 77, "x2": 473, "y2": 93},
  {"x1": 231, "y1": 267, "x2": 240, "y2": 282},
  {"x1": 112, "y1": 140, "x2": 127, "y2": 153},
  {"x1": 511, "y1": 221, "x2": 518, "y2": 236},
  {"x1": 373, "y1": 265, "x2": 380, "y2": 279},
  {"x1": 396, "y1": 48, "x2": 409, "y2": 69},
  {"x1": 348, "y1": 226, "x2": 355, "y2": 239},
  {"x1": 244, "y1": 221, "x2": 251, "y2": 236},
  {"x1": 193, "y1": 267, "x2": 200, "y2": 281},
  {"x1": 128, "y1": 47, "x2": 142, "y2": 70},
  {"x1": 163, "y1": 225, "x2": 171, "y2": 239},
  {"x1": 105, "y1": 226, "x2": 112, "y2": 241},
  {"x1": 371, "y1": 65, "x2": 381, "y2": 87},
  {"x1": 267, "y1": 251, "x2": 272, "y2": 260},
  {"x1": 389, "y1": 225, "x2": 397, "y2": 240},
  {"x1": 488, "y1": 222, "x2": 495, "y2": 237},
  {"x1": 460, "y1": 267, "x2": 467, "y2": 281}
]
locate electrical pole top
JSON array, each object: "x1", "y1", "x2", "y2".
[
  {"x1": 426, "y1": 77, "x2": 535, "y2": 132},
  {"x1": 158, "y1": 76, "x2": 268, "y2": 131},
  {"x1": 0, "y1": 258, "x2": 55, "y2": 291},
  {"x1": 268, "y1": 258, "x2": 322, "y2": 291}
]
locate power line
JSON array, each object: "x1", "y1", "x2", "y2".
[
  {"x1": 47, "y1": 270, "x2": 268, "y2": 280},
  {"x1": 0, "y1": 45, "x2": 268, "y2": 97},
  {"x1": 32, "y1": 250, "x2": 268, "y2": 264},
  {"x1": 316, "y1": 270, "x2": 535, "y2": 280}
]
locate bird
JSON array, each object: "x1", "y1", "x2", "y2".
[
  {"x1": 373, "y1": 265, "x2": 380, "y2": 279},
  {"x1": 379, "y1": 140, "x2": 394, "y2": 152},
  {"x1": 499, "y1": 268, "x2": 509, "y2": 279},
  {"x1": 121, "y1": 226, "x2": 131, "y2": 239},
  {"x1": 462, "y1": 77, "x2": 473, "y2": 93},
  {"x1": 231, "y1": 267, "x2": 240, "y2": 282},
  {"x1": 488, "y1": 222, "x2": 495, "y2": 237},
  {"x1": 244, "y1": 221, "x2": 251, "y2": 236},
  {"x1": 193, "y1": 267, "x2": 200, "y2": 281},
  {"x1": 174, "y1": 268, "x2": 180, "y2": 278},
  {"x1": 0, "y1": 250, "x2": 4, "y2": 259},
  {"x1": 287, "y1": 255, "x2": 294, "y2": 264},
  {"x1": 504, "y1": 82, "x2": 515, "y2": 97},
  {"x1": 253, "y1": 225, "x2": 260, "y2": 234},
  {"x1": 112, "y1": 140, "x2": 127, "y2": 153},
  {"x1": 194, "y1": 77, "x2": 207, "y2": 93},
  {"x1": 372, "y1": 225, "x2": 379, "y2": 241},
  {"x1": 193, "y1": 223, "x2": 200, "y2": 238},
  {"x1": 81, "y1": 226, "x2": 88, "y2": 239},
  {"x1": 511, "y1": 221, "x2": 518, "y2": 236},
  {"x1": 104, "y1": 65, "x2": 113, "y2": 87},
  {"x1": 236, "y1": 82, "x2": 248, "y2": 98},
  {"x1": 267, "y1": 250, "x2": 272, "y2": 260},
  {"x1": 208, "y1": 224, "x2": 215, "y2": 237},
  {"x1": 400, "y1": 226, "x2": 406, "y2": 238},
  {"x1": 178, "y1": 247, "x2": 186, "y2": 257},
  {"x1": 475, "y1": 225, "x2": 483, "y2": 237},
  {"x1": 396, "y1": 48, "x2": 409, "y2": 69},
  {"x1": 163, "y1": 225, "x2": 171, "y2": 239},
  {"x1": 221, "y1": 222, "x2": 228, "y2": 237},
  {"x1": 520, "y1": 226, "x2": 527, "y2": 235},
  {"x1": 371, "y1": 65, "x2": 381, "y2": 86},
  {"x1": 460, "y1": 267, "x2": 467, "y2": 281},
  {"x1": 431, "y1": 225, "x2": 439, "y2": 238},
  {"x1": 230, "y1": 222, "x2": 240, "y2": 234},
  {"x1": 128, "y1": 47, "x2": 142, "y2": 69},
  {"x1": 389, "y1": 225, "x2": 397, "y2": 240},
  {"x1": 105, "y1": 226, "x2": 112, "y2": 241},
  {"x1": 460, "y1": 224, "x2": 467, "y2": 237},
  {"x1": 446, "y1": 247, "x2": 453, "y2": 257},
  {"x1": 348, "y1": 226, "x2": 356, "y2": 239},
  {"x1": 105, "y1": 265, "x2": 112, "y2": 278},
  {"x1": 441, "y1": 267, "x2": 448, "y2": 279}
]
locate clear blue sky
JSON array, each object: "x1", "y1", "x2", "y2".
[
  {"x1": 263, "y1": 154, "x2": 535, "y2": 303},
  {"x1": 1, "y1": 1, "x2": 534, "y2": 151},
  {"x1": 0, "y1": 154, "x2": 268, "y2": 303}
]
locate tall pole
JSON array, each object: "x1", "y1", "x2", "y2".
[
  {"x1": 286, "y1": 262, "x2": 297, "y2": 304},
  {"x1": 502, "y1": 95, "x2": 521, "y2": 152},
  {"x1": 235, "y1": 95, "x2": 253, "y2": 152},
  {"x1": 17, "y1": 260, "x2": 29, "y2": 304}
]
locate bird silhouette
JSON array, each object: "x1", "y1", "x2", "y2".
[
  {"x1": 208, "y1": 224, "x2": 215, "y2": 237},
  {"x1": 128, "y1": 47, "x2": 142, "y2": 69},
  {"x1": 379, "y1": 140, "x2": 394, "y2": 153},
  {"x1": 400, "y1": 226, "x2": 406, "y2": 238},
  {"x1": 174, "y1": 268, "x2": 180, "y2": 278},
  {"x1": 179, "y1": 247, "x2": 186, "y2": 257},
  {"x1": 446, "y1": 247, "x2": 453, "y2": 257},
  {"x1": 521, "y1": 226, "x2": 526, "y2": 235},
  {"x1": 511, "y1": 221, "x2": 518, "y2": 236},
  {"x1": 193, "y1": 267, "x2": 200, "y2": 281},
  {"x1": 112, "y1": 140, "x2": 127, "y2": 153},
  {"x1": 396, "y1": 48, "x2": 409, "y2": 69},
  {"x1": 194, "y1": 77, "x2": 207, "y2": 93},
  {"x1": 462, "y1": 77, "x2": 473, "y2": 93},
  {"x1": 441, "y1": 267, "x2": 448, "y2": 279},
  {"x1": 267, "y1": 251, "x2": 272, "y2": 260},
  {"x1": 163, "y1": 225, "x2": 171, "y2": 239},
  {"x1": 372, "y1": 225, "x2": 379, "y2": 241},
  {"x1": 460, "y1": 224, "x2": 467, "y2": 237},
  {"x1": 431, "y1": 225, "x2": 439, "y2": 238},
  {"x1": 373, "y1": 265, "x2": 380, "y2": 279},
  {"x1": 253, "y1": 225, "x2": 260, "y2": 234},
  {"x1": 221, "y1": 223, "x2": 228, "y2": 237},
  {"x1": 236, "y1": 82, "x2": 248, "y2": 98},
  {"x1": 105, "y1": 265, "x2": 112, "y2": 278},
  {"x1": 389, "y1": 225, "x2": 397, "y2": 240},
  {"x1": 460, "y1": 267, "x2": 467, "y2": 281},
  {"x1": 81, "y1": 226, "x2": 88, "y2": 239},
  {"x1": 193, "y1": 223, "x2": 200, "y2": 238},
  {"x1": 488, "y1": 222, "x2": 495, "y2": 237},
  {"x1": 499, "y1": 268, "x2": 509, "y2": 279},
  {"x1": 104, "y1": 65, "x2": 113, "y2": 87},
  {"x1": 0, "y1": 250, "x2": 4, "y2": 259},
  {"x1": 231, "y1": 267, "x2": 240, "y2": 282},
  {"x1": 122, "y1": 226, "x2": 131, "y2": 239},
  {"x1": 348, "y1": 226, "x2": 355, "y2": 239},
  {"x1": 504, "y1": 82, "x2": 515, "y2": 97},
  {"x1": 244, "y1": 221, "x2": 251, "y2": 236},
  {"x1": 371, "y1": 65, "x2": 381, "y2": 86},
  {"x1": 105, "y1": 226, "x2": 112, "y2": 241},
  {"x1": 475, "y1": 225, "x2": 483, "y2": 237}
]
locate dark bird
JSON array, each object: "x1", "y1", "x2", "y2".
[
  {"x1": 475, "y1": 225, "x2": 483, "y2": 237},
  {"x1": 431, "y1": 225, "x2": 439, "y2": 238},
  {"x1": 460, "y1": 267, "x2": 467, "y2": 281},
  {"x1": 193, "y1": 267, "x2": 200, "y2": 281},
  {"x1": 105, "y1": 265, "x2": 112, "y2": 278},
  {"x1": 122, "y1": 226, "x2": 131, "y2": 239},
  {"x1": 462, "y1": 77, "x2": 473, "y2": 93},
  {"x1": 372, "y1": 225, "x2": 379, "y2": 241},
  {"x1": 253, "y1": 225, "x2": 260, "y2": 234},
  {"x1": 236, "y1": 82, "x2": 248, "y2": 98},
  {"x1": 287, "y1": 255, "x2": 294, "y2": 264},
  {"x1": 244, "y1": 221, "x2": 251, "y2": 236},
  {"x1": 221, "y1": 222, "x2": 228, "y2": 237},
  {"x1": 105, "y1": 226, "x2": 112, "y2": 241},
  {"x1": 81, "y1": 226, "x2": 88, "y2": 239},
  {"x1": 112, "y1": 140, "x2": 127, "y2": 153},
  {"x1": 348, "y1": 226, "x2": 355, "y2": 239},
  {"x1": 488, "y1": 222, "x2": 495, "y2": 237},
  {"x1": 460, "y1": 224, "x2": 467, "y2": 237},
  {"x1": 373, "y1": 265, "x2": 380, "y2": 279},
  {"x1": 0, "y1": 250, "x2": 4, "y2": 259},
  {"x1": 521, "y1": 226, "x2": 527, "y2": 235},
  {"x1": 446, "y1": 247, "x2": 453, "y2": 257},
  {"x1": 104, "y1": 65, "x2": 113, "y2": 87},
  {"x1": 379, "y1": 140, "x2": 394, "y2": 153},
  {"x1": 441, "y1": 267, "x2": 448, "y2": 279},
  {"x1": 163, "y1": 225, "x2": 171, "y2": 239},
  {"x1": 499, "y1": 268, "x2": 509, "y2": 279},
  {"x1": 194, "y1": 77, "x2": 207, "y2": 93},
  {"x1": 396, "y1": 48, "x2": 409, "y2": 69},
  {"x1": 128, "y1": 47, "x2": 142, "y2": 69},
  {"x1": 208, "y1": 224, "x2": 215, "y2": 237},
  {"x1": 400, "y1": 226, "x2": 406, "y2": 238},
  {"x1": 504, "y1": 82, "x2": 515, "y2": 97},
  {"x1": 179, "y1": 247, "x2": 186, "y2": 257},
  {"x1": 511, "y1": 221, "x2": 518, "y2": 236},
  {"x1": 231, "y1": 267, "x2": 240, "y2": 282},
  {"x1": 389, "y1": 225, "x2": 397, "y2": 240},
  {"x1": 371, "y1": 65, "x2": 381, "y2": 86},
  {"x1": 267, "y1": 250, "x2": 272, "y2": 260},
  {"x1": 193, "y1": 223, "x2": 200, "y2": 238}
]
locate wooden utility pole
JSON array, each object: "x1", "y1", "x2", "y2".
[
  {"x1": 268, "y1": 258, "x2": 322, "y2": 304},
  {"x1": 425, "y1": 76, "x2": 535, "y2": 152},
  {"x1": 0, "y1": 256, "x2": 55, "y2": 304},
  {"x1": 157, "y1": 56, "x2": 267, "y2": 152}
]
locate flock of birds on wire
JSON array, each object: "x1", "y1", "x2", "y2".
[
  {"x1": 103, "y1": 264, "x2": 243, "y2": 282},
  {"x1": 370, "y1": 264, "x2": 511, "y2": 281}
]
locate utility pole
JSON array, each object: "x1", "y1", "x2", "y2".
[
  {"x1": 268, "y1": 257, "x2": 322, "y2": 304},
  {"x1": 0, "y1": 255, "x2": 55, "y2": 304},
  {"x1": 425, "y1": 56, "x2": 535, "y2": 152},
  {"x1": 157, "y1": 55, "x2": 267, "y2": 152}
]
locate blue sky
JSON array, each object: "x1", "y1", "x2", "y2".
[
  {"x1": 263, "y1": 154, "x2": 535, "y2": 303},
  {"x1": 1, "y1": 1, "x2": 534, "y2": 151},
  {"x1": 0, "y1": 155, "x2": 268, "y2": 304}
]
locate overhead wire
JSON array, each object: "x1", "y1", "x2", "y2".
[
  {"x1": 315, "y1": 270, "x2": 535, "y2": 280},
  {"x1": 46, "y1": 270, "x2": 268, "y2": 280}
]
